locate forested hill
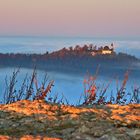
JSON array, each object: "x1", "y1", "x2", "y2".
[{"x1": 0, "y1": 46, "x2": 139, "y2": 73}]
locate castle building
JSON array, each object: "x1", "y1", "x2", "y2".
[
  {"x1": 101, "y1": 46, "x2": 113, "y2": 54},
  {"x1": 91, "y1": 43, "x2": 114, "y2": 56}
]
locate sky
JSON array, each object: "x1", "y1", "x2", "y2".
[{"x1": 0, "y1": 0, "x2": 140, "y2": 37}]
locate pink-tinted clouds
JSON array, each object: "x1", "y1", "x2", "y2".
[{"x1": 0, "y1": 0, "x2": 140, "y2": 37}]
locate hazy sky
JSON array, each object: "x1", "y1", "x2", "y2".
[{"x1": 0, "y1": 0, "x2": 140, "y2": 37}]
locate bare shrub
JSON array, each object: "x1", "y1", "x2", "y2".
[
  {"x1": 2, "y1": 68, "x2": 54, "y2": 104},
  {"x1": 2, "y1": 67, "x2": 139, "y2": 105},
  {"x1": 82, "y1": 70, "x2": 140, "y2": 105}
]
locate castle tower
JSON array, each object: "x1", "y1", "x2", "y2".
[{"x1": 111, "y1": 43, "x2": 114, "y2": 50}]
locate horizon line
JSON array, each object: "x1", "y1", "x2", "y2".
[{"x1": 0, "y1": 35, "x2": 140, "y2": 40}]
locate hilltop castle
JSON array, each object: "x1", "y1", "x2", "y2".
[
  {"x1": 90, "y1": 43, "x2": 115, "y2": 56},
  {"x1": 58, "y1": 43, "x2": 115, "y2": 56}
]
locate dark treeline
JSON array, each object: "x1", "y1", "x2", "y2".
[{"x1": 0, "y1": 45, "x2": 139, "y2": 74}]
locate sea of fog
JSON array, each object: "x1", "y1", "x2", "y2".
[
  {"x1": 0, "y1": 36, "x2": 140, "y2": 58},
  {"x1": 0, "y1": 36, "x2": 140, "y2": 104}
]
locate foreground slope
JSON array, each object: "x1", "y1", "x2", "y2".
[{"x1": 0, "y1": 100, "x2": 140, "y2": 140}]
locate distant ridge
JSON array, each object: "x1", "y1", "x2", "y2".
[{"x1": 0, "y1": 44, "x2": 139, "y2": 73}]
